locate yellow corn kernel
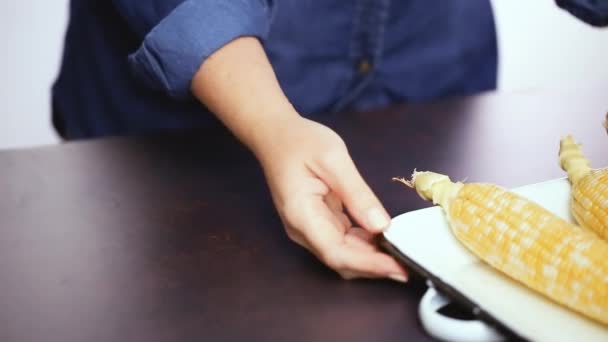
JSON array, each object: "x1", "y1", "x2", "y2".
[
  {"x1": 395, "y1": 171, "x2": 608, "y2": 325},
  {"x1": 559, "y1": 135, "x2": 608, "y2": 240}
]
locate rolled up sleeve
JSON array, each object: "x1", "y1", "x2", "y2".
[{"x1": 114, "y1": 0, "x2": 275, "y2": 100}]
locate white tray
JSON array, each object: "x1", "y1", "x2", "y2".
[{"x1": 383, "y1": 177, "x2": 608, "y2": 342}]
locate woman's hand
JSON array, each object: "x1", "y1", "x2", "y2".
[
  {"x1": 254, "y1": 117, "x2": 408, "y2": 282},
  {"x1": 191, "y1": 37, "x2": 406, "y2": 281}
]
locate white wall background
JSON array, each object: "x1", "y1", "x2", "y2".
[
  {"x1": 492, "y1": 1, "x2": 608, "y2": 91},
  {"x1": 0, "y1": 0, "x2": 67, "y2": 149},
  {"x1": 0, "y1": 0, "x2": 607, "y2": 150}
]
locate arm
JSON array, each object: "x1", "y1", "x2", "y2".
[
  {"x1": 191, "y1": 37, "x2": 407, "y2": 281},
  {"x1": 191, "y1": 37, "x2": 296, "y2": 155},
  {"x1": 112, "y1": 0, "x2": 407, "y2": 281}
]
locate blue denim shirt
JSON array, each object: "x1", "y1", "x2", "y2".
[
  {"x1": 557, "y1": 0, "x2": 608, "y2": 26},
  {"x1": 53, "y1": 0, "x2": 497, "y2": 139}
]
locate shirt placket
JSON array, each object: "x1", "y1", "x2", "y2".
[{"x1": 332, "y1": 0, "x2": 391, "y2": 112}]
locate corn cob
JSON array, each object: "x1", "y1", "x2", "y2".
[
  {"x1": 394, "y1": 171, "x2": 608, "y2": 325},
  {"x1": 559, "y1": 135, "x2": 608, "y2": 240}
]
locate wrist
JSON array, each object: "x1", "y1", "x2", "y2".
[{"x1": 246, "y1": 106, "x2": 301, "y2": 160}]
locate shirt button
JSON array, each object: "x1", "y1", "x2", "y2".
[{"x1": 357, "y1": 59, "x2": 373, "y2": 74}]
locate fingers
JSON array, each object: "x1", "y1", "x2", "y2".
[
  {"x1": 314, "y1": 146, "x2": 391, "y2": 233},
  {"x1": 343, "y1": 227, "x2": 377, "y2": 252},
  {"x1": 333, "y1": 246, "x2": 408, "y2": 281},
  {"x1": 324, "y1": 191, "x2": 342, "y2": 213},
  {"x1": 289, "y1": 199, "x2": 407, "y2": 282},
  {"x1": 284, "y1": 225, "x2": 308, "y2": 249},
  {"x1": 341, "y1": 228, "x2": 408, "y2": 281},
  {"x1": 324, "y1": 191, "x2": 351, "y2": 232}
]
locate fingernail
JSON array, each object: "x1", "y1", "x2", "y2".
[
  {"x1": 389, "y1": 274, "x2": 408, "y2": 283},
  {"x1": 368, "y1": 208, "x2": 390, "y2": 231}
]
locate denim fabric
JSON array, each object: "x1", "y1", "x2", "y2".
[
  {"x1": 53, "y1": 0, "x2": 497, "y2": 139},
  {"x1": 556, "y1": 0, "x2": 608, "y2": 26}
]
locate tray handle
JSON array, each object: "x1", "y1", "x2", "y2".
[{"x1": 419, "y1": 283, "x2": 505, "y2": 342}]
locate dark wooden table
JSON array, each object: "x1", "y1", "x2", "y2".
[{"x1": 0, "y1": 86, "x2": 606, "y2": 341}]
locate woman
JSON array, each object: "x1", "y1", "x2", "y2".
[{"x1": 53, "y1": 1, "x2": 498, "y2": 282}]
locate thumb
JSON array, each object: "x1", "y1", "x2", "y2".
[{"x1": 315, "y1": 148, "x2": 391, "y2": 233}]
